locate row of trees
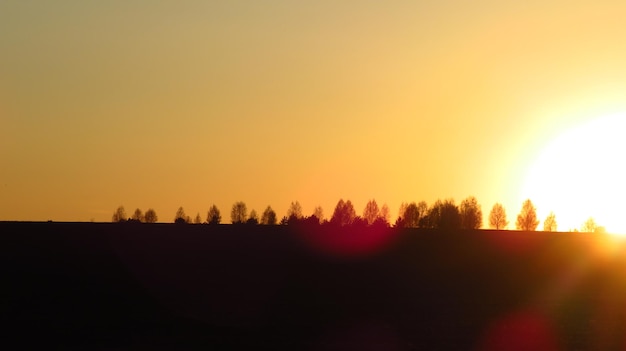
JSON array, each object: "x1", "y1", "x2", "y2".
[
  {"x1": 112, "y1": 207, "x2": 158, "y2": 223},
  {"x1": 111, "y1": 197, "x2": 603, "y2": 233}
]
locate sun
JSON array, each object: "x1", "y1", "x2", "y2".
[{"x1": 521, "y1": 113, "x2": 626, "y2": 235}]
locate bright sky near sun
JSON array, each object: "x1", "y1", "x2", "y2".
[{"x1": 2, "y1": 1, "x2": 626, "y2": 231}]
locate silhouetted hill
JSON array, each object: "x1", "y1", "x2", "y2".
[{"x1": 2, "y1": 222, "x2": 625, "y2": 350}]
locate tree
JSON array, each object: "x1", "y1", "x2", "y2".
[
  {"x1": 231, "y1": 201, "x2": 247, "y2": 224},
  {"x1": 313, "y1": 206, "x2": 324, "y2": 223},
  {"x1": 427, "y1": 199, "x2": 461, "y2": 229},
  {"x1": 131, "y1": 208, "x2": 144, "y2": 222},
  {"x1": 287, "y1": 201, "x2": 303, "y2": 220},
  {"x1": 174, "y1": 206, "x2": 188, "y2": 224},
  {"x1": 194, "y1": 212, "x2": 202, "y2": 224},
  {"x1": 279, "y1": 216, "x2": 289, "y2": 225},
  {"x1": 362, "y1": 199, "x2": 380, "y2": 225},
  {"x1": 379, "y1": 203, "x2": 390, "y2": 225},
  {"x1": 144, "y1": 208, "x2": 158, "y2": 223},
  {"x1": 459, "y1": 196, "x2": 482, "y2": 229},
  {"x1": 489, "y1": 203, "x2": 508, "y2": 229},
  {"x1": 397, "y1": 202, "x2": 409, "y2": 223},
  {"x1": 112, "y1": 206, "x2": 127, "y2": 222},
  {"x1": 247, "y1": 209, "x2": 259, "y2": 225},
  {"x1": 331, "y1": 199, "x2": 345, "y2": 224},
  {"x1": 402, "y1": 202, "x2": 421, "y2": 228},
  {"x1": 352, "y1": 216, "x2": 368, "y2": 227},
  {"x1": 261, "y1": 206, "x2": 277, "y2": 225},
  {"x1": 516, "y1": 199, "x2": 539, "y2": 231},
  {"x1": 207, "y1": 205, "x2": 221, "y2": 225},
  {"x1": 543, "y1": 211, "x2": 557, "y2": 231},
  {"x1": 416, "y1": 201, "x2": 429, "y2": 228},
  {"x1": 330, "y1": 199, "x2": 356, "y2": 226},
  {"x1": 581, "y1": 217, "x2": 597, "y2": 233}
]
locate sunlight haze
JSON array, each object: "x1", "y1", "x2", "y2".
[{"x1": 2, "y1": 1, "x2": 626, "y2": 226}]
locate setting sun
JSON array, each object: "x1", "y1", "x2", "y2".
[{"x1": 521, "y1": 114, "x2": 626, "y2": 235}]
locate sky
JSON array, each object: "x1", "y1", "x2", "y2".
[{"x1": 2, "y1": 1, "x2": 626, "y2": 230}]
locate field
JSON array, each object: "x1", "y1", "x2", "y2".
[{"x1": 3, "y1": 222, "x2": 626, "y2": 350}]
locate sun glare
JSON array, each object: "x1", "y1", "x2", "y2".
[{"x1": 521, "y1": 113, "x2": 626, "y2": 235}]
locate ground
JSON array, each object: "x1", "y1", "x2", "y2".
[{"x1": 2, "y1": 222, "x2": 625, "y2": 350}]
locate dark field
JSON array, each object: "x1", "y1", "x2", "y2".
[{"x1": 3, "y1": 222, "x2": 626, "y2": 350}]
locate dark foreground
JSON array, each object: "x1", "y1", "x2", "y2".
[{"x1": 3, "y1": 222, "x2": 626, "y2": 350}]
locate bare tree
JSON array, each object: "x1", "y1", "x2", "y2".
[
  {"x1": 261, "y1": 206, "x2": 277, "y2": 225},
  {"x1": 379, "y1": 203, "x2": 390, "y2": 225},
  {"x1": 330, "y1": 199, "x2": 356, "y2": 226},
  {"x1": 543, "y1": 211, "x2": 557, "y2": 231},
  {"x1": 194, "y1": 212, "x2": 202, "y2": 224},
  {"x1": 516, "y1": 199, "x2": 539, "y2": 231},
  {"x1": 287, "y1": 201, "x2": 303, "y2": 220},
  {"x1": 207, "y1": 205, "x2": 221, "y2": 225},
  {"x1": 131, "y1": 208, "x2": 144, "y2": 222},
  {"x1": 362, "y1": 199, "x2": 380, "y2": 225},
  {"x1": 144, "y1": 208, "x2": 158, "y2": 223},
  {"x1": 460, "y1": 196, "x2": 482, "y2": 229},
  {"x1": 402, "y1": 202, "x2": 421, "y2": 228},
  {"x1": 174, "y1": 207, "x2": 188, "y2": 224},
  {"x1": 247, "y1": 209, "x2": 259, "y2": 225},
  {"x1": 489, "y1": 203, "x2": 508, "y2": 230},
  {"x1": 416, "y1": 201, "x2": 429, "y2": 227},
  {"x1": 397, "y1": 202, "x2": 409, "y2": 223},
  {"x1": 112, "y1": 206, "x2": 127, "y2": 222},
  {"x1": 313, "y1": 206, "x2": 324, "y2": 223},
  {"x1": 231, "y1": 201, "x2": 247, "y2": 224},
  {"x1": 581, "y1": 217, "x2": 597, "y2": 233}
]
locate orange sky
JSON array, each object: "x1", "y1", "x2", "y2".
[{"x1": 2, "y1": 1, "x2": 626, "y2": 228}]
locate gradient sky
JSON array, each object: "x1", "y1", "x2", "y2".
[{"x1": 2, "y1": 1, "x2": 626, "y2": 228}]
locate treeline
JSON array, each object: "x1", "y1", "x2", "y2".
[{"x1": 110, "y1": 197, "x2": 604, "y2": 233}]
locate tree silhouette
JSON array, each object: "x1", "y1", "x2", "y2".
[
  {"x1": 174, "y1": 207, "x2": 188, "y2": 224},
  {"x1": 379, "y1": 203, "x2": 390, "y2": 225},
  {"x1": 427, "y1": 199, "x2": 461, "y2": 229},
  {"x1": 194, "y1": 212, "x2": 202, "y2": 224},
  {"x1": 112, "y1": 206, "x2": 127, "y2": 222},
  {"x1": 416, "y1": 201, "x2": 429, "y2": 227},
  {"x1": 330, "y1": 199, "x2": 356, "y2": 226},
  {"x1": 543, "y1": 211, "x2": 557, "y2": 231},
  {"x1": 488, "y1": 203, "x2": 508, "y2": 229},
  {"x1": 397, "y1": 202, "x2": 409, "y2": 224},
  {"x1": 231, "y1": 201, "x2": 247, "y2": 224},
  {"x1": 261, "y1": 206, "x2": 277, "y2": 225},
  {"x1": 131, "y1": 208, "x2": 144, "y2": 222},
  {"x1": 313, "y1": 206, "x2": 324, "y2": 223},
  {"x1": 402, "y1": 202, "x2": 421, "y2": 228},
  {"x1": 342, "y1": 200, "x2": 356, "y2": 225},
  {"x1": 460, "y1": 196, "x2": 482, "y2": 229},
  {"x1": 362, "y1": 199, "x2": 380, "y2": 225},
  {"x1": 581, "y1": 217, "x2": 597, "y2": 233},
  {"x1": 516, "y1": 199, "x2": 539, "y2": 231},
  {"x1": 287, "y1": 201, "x2": 303, "y2": 220},
  {"x1": 247, "y1": 209, "x2": 259, "y2": 225},
  {"x1": 352, "y1": 216, "x2": 368, "y2": 227},
  {"x1": 279, "y1": 216, "x2": 289, "y2": 225},
  {"x1": 144, "y1": 208, "x2": 158, "y2": 223},
  {"x1": 207, "y1": 205, "x2": 221, "y2": 225}
]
